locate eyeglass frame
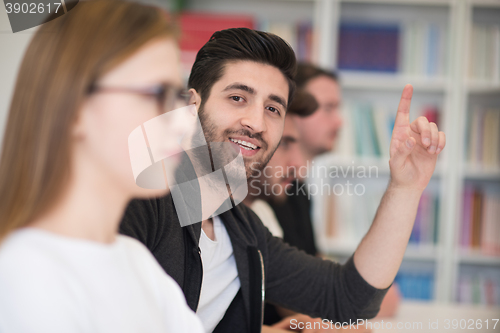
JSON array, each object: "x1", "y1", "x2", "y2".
[{"x1": 87, "y1": 83, "x2": 191, "y2": 114}]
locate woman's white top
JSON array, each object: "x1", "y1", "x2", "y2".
[{"x1": 0, "y1": 228, "x2": 204, "y2": 333}]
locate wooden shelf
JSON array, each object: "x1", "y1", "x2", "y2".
[
  {"x1": 458, "y1": 250, "x2": 500, "y2": 266},
  {"x1": 463, "y1": 166, "x2": 500, "y2": 180},
  {"x1": 323, "y1": 241, "x2": 439, "y2": 261},
  {"x1": 339, "y1": 72, "x2": 449, "y2": 92},
  {"x1": 340, "y1": 0, "x2": 452, "y2": 6},
  {"x1": 316, "y1": 154, "x2": 444, "y2": 178},
  {"x1": 466, "y1": 80, "x2": 500, "y2": 94},
  {"x1": 470, "y1": 0, "x2": 500, "y2": 8}
]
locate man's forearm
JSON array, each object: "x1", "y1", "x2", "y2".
[{"x1": 353, "y1": 183, "x2": 423, "y2": 289}]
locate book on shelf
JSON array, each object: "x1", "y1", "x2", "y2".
[
  {"x1": 461, "y1": 186, "x2": 500, "y2": 256},
  {"x1": 323, "y1": 188, "x2": 439, "y2": 248},
  {"x1": 395, "y1": 271, "x2": 434, "y2": 301},
  {"x1": 178, "y1": 12, "x2": 254, "y2": 76},
  {"x1": 337, "y1": 23, "x2": 399, "y2": 73},
  {"x1": 409, "y1": 191, "x2": 440, "y2": 246},
  {"x1": 468, "y1": 23, "x2": 500, "y2": 83},
  {"x1": 466, "y1": 107, "x2": 500, "y2": 170},
  {"x1": 336, "y1": 21, "x2": 447, "y2": 78},
  {"x1": 335, "y1": 102, "x2": 440, "y2": 159},
  {"x1": 258, "y1": 20, "x2": 314, "y2": 63},
  {"x1": 179, "y1": 13, "x2": 314, "y2": 73},
  {"x1": 457, "y1": 268, "x2": 500, "y2": 306},
  {"x1": 401, "y1": 22, "x2": 448, "y2": 79}
]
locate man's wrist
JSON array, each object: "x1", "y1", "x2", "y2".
[{"x1": 386, "y1": 180, "x2": 425, "y2": 197}]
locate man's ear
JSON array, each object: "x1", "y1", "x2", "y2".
[{"x1": 188, "y1": 88, "x2": 202, "y2": 112}]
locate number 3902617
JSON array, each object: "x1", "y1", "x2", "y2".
[
  {"x1": 5, "y1": 2, "x2": 62, "y2": 14},
  {"x1": 444, "y1": 319, "x2": 499, "y2": 330}
]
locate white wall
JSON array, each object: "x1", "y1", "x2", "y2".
[{"x1": 0, "y1": 5, "x2": 38, "y2": 154}]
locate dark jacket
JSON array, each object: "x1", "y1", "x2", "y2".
[
  {"x1": 270, "y1": 180, "x2": 318, "y2": 256},
  {"x1": 119, "y1": 195, "x2": 389, "y2": 333}
]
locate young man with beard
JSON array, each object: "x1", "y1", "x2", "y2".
[{"x1": 120, "y1": 28, "x2": 446, "y2": 333}]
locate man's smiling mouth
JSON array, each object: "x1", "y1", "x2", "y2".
[{"x1": 229, "y1": 138, "x2": 260, "y2": 151}]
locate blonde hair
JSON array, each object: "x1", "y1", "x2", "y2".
[{"x1": 0, "y1": 0, "x2": 177, "y2": 241}]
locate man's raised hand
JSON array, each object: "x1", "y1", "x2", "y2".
[{"x1": 388, "y1": 84, "x2": 446, "y2": 191}]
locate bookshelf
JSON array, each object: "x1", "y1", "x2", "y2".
[
  {"x1": 311, "y1": 0, "x2": 500, "y2": 305},
  {"x1": 312, "y1": 0, "x2": 455, "y2": 304},
  {"x1": 456, "y1": 0, "x2": 500, "y2": 306},
  {"x1": 185, "y1": 0, "x2": 500, "y2": 305}
]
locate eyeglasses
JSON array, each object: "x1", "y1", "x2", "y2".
[{"x1": 88, "y1": 83, "x2": 191, "y2": 114}]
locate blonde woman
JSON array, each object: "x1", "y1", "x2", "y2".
[{"x1": 0, "y1": 1, "x2": 203, "y2": 332}]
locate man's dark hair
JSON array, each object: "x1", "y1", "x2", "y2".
[
  {"x1": 287, "y1": 89, "x2": 318, "y2": 118},
  {"x1": 188, "y1": 28, "x2": 297, "y2": 107},
  {"x1": 295, "y1": 62, "x2": 338, "y2": 89}
]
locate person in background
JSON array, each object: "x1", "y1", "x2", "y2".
[
  {"x1": 244, "y1": 89, "x2": 319, "y2": 240},
  {"x1": 0, "y1": 1, "x2": 203, "y2": 332},
  {"x1": 268, "y1": 63, "x2": 401, "y2": 329},
  {"x1": 245, "y1": 90, "x2": 371, "y2": 332},
  {"x1": 268, "y1": 63, "x2": 342, "y2": 260}
]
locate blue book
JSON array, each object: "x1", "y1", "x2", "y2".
[{"x1": 338, "y1": 23, "x2": 400, "y2": 72}]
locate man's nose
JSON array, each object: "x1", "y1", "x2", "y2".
[{"x1": 240, "y1": 105, "x2": 267, "y2": 134}]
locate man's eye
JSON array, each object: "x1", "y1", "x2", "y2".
[
  {"x1": 267, "y1": 106, "x2": 280, "y2": 115},
  {"x1": 231, "y1": 96, "x2": 243, "y2": 102}
]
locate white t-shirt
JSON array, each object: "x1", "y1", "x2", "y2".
[
  {"x1": 197, "y1": 216, "x2": 240, "y2": 333},
  {"x1": 0, "y1": 228, "x2": 204, "y2": 333},
  {"x1": 250, "y1": 199, "x2": 284, "y2": 238}
]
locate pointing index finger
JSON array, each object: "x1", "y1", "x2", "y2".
[{"x1": 394, "y1": 84, "x2": 413, "y2": 128}]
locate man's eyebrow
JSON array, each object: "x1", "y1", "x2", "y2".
[
  {"x1": 281, "y1": 135, "x2": 297, "y2": 143},
  {"x1": 222, "y1": 83, "x2": 255, "y2": 94},
  {"x1": 269, "y1": 94, "x2": 287, "y2": 109}
]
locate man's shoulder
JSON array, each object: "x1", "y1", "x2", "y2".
[{"x1": 119, "y1": 194, "x2": 184, "y2": 249}]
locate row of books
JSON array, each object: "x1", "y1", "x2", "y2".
[
  {"x1": 324, "y1": 188, "x2": 439, "y2": 247},
  {"x1": 466, "y1": 108, "x2": 500, "y2": 170},
  {"x1": 335, "y1": 102, "x2": 440, "y2": 159},
  {"x1": 468, "y1": 24, "x2": 500, "y2": 82},
  {"x1": 409, "y1": 191, "x2": 440, "y2": 246},
  {"x1": 259, "y1": 21, "x2": 313, "y2": 63},
  {"x1": 337, "y1": 23, "x2": 399, "y2": 72},
  {"x1": 337, "y1": 21, "x2": 448, "y2": 78},
  {"x1": 395, "y1": 272, "x2": 434, "y2": 300},
  {"x1": 401, "y1": 22, "x2": 448, "y2": 78},
  {"x1": 177, "y1": 13, "x2": 449, "y2": 79},
  {"x1": 457, "y1": 273, "x2": 500, "y2": 306},
  {"x1": 177, "y1": 13, "x2": 315, "y2": 76},
  {"x1": 324, "y1": 188, "x2": 382, "y2": 244},
  {"x1": 460, "y1": 186, "x2": 500, "y2": 255}
]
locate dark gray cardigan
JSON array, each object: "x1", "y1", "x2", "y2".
[{"x1": 119, "y1": 195, "x2": 388, "y2": 333}]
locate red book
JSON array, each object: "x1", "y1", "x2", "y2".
[
  {"x1": 422, "y1": 106, "x2": 440, "y2": 128},
  {"x1": 178, "y1": 12, "x2": 254, "y2": 73},
  {"x1": 471, "y1": 189, "x2": 483, "y2": 249},
  {"x1": 179, "y1": 12, "x2": 254, "y2": 51}
]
